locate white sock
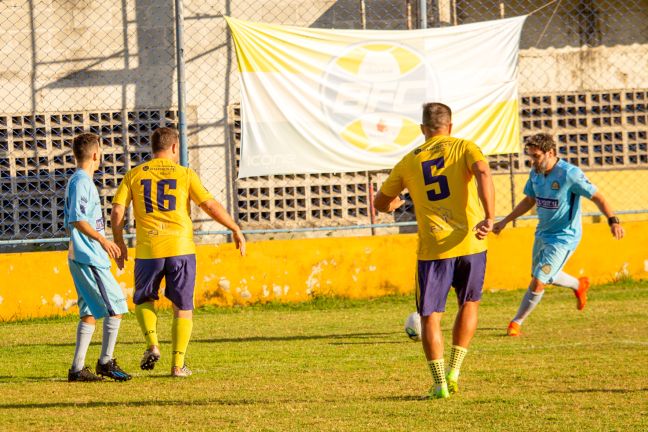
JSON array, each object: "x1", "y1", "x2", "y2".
[
  {"x1": 428, "y1": 359, "x2": 447, "y2": 388},
  {"x1": 552, "y1": 272, "x2": 579, "y2": 290},
  {"x1": 72, "y1": 321, "x2": 95, "y2": 372},
  {"x1": 512, "y1": 289, "x2": 544, "y2": 324},
  {"x1": 99, "y1": 317, "x2": 122, "y2": 365}
]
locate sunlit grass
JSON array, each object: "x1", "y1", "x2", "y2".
[{"x1": 0, "y1": 280, "x2": 646, "y2": 431}]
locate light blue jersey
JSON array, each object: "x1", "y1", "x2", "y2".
[
  {"x1": 524, "y1": 159, "x2": 597, "y2": 250},
  {"x1": 64, "y1": 170, "x2": 111, "y2": 269}
]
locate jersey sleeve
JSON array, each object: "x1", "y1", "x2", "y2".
[
  {"x1": 66, "y1": 179, "x2": 93, "y2": 224},
  {"x1": 112, "y1": 171, "x2": 132, "y2": 207},
  {"x1": 464, "y1": 140, "x2": 487, "y2": 171},
  {"x1": 523, "y1": 176, "x2": 536, "y2": 198},
  {"x1": 380, "y1": 159, "x2": 405, "y2": 197},
  {"x1": 187, "y1": 168, "x2": 214, "y2": 205},
  {"x1": 568, "y1": 167, "x2": 597, "y2": 199}
]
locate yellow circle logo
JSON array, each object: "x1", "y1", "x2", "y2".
[{"x1": 321, "y1": 42, "x2": 438, "y2": 155}]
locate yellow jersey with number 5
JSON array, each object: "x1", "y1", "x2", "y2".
[
  {"x1": 380, "y1": 135, "x2": 487, "y2": 260},
  {"x1": 112, "y1": 158, "x2": 214, "y2": 259}
]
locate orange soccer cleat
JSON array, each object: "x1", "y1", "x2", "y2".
[
  {"x1": 575, "y1": 277, "x2": 590, "y2": 310},
  {"x1": 507, "y1": 321, "x2": 521, "y2": 337}
]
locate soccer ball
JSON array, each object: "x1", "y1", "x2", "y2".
[{"x1": 404, "y1": 312, "x2": 422, "y2": 341}]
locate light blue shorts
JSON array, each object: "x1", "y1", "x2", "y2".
[
  {"x1": 68, "y1": 260, "x2": 129, "y2": 318},
  {"x1": 531, "y1": 238, "x2": 574, "y2": 284}
]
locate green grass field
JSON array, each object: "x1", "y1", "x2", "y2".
[{"x1": 1, "y1": 281, "x2": 647, "y2": 431}]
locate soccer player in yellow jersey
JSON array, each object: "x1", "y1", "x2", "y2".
[
  {"x1": 111, "y1": 127, "x2": 245, "y2": 377},
  {"x1": 375, "y1": 103, "x2": 495, "y2": 399}
]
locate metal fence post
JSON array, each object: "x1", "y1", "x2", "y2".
[
  {"x1": 419, "y1": 0, "x2": 428, "y2": 29},
  {"x1": 175, "y1": 0, "x2": 189, "y2": 167},
  {"x1": 500, "y1": 1, "x2": 518, "y2": 226}
]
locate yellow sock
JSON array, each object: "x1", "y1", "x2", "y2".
[
  {"x1": 135, "y1": 302, "x2": 159, "y2": 347},
  {"x1": 172, "y1": 317, "x2": 193, "y2": 368}
]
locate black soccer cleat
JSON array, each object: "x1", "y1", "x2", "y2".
[
  {"x1": 95, "y1": 358, "x2": 132, "y2": 381},
  {"x1": 140, "y1": 348, "x2": 161, "y2": 371},
  {"x1": 68, "y1": 366, "x2": 104, "y2": 382}
]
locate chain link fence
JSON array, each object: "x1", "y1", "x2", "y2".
[
  {"x1": 0, "y1": 0, "x2": 647, "y2": 250},
  {"x1": 0, "y1": 1, "x2": 178, "y2": 251}
]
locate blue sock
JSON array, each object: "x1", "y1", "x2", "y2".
[
  {"x1": 72, "y1": 321, "x2": 95, "y2": 373},
  {"x1": 512, "y1": 289, "x2": 544, "y2": 324},
  {"x1": 99, "y1": 317, "x2": 122, "y2": 365}
]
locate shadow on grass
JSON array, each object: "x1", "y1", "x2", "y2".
[
  {"x1": 4, "y1": 331, "x2": 401, "y2": 349},
  {"x1": 0, "y1": 399, "x2": 262, "y2": 410},
  {"x1": 0, "y1": 393, "x2": 433, "y2": 410},
  {"x1": 556, "y1": 388, "x2": 648, "y2": 394},
  {"x1": 192, "y1": 331, "x2": 399, "y2": 344},
  {"x1": 0, "y1": 376, "x2": 67, "y2": 384},
  {"x1": 0, "y1": 375, "x2": 180, "y2": 383},
  {"x1": 328, "y1": 341, "x2": 404, "y2": 345},
  {"x1": 374, "y1": 395, "x2": 428, "y2": 401}
]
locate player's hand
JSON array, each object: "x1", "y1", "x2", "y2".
[
  {"x1": 233, "y1": 229, "x2": 246, "y2": 257},
  {"x1": 115, "y1": 239, "x2": 128, "y2": 269},
  {"x1": 473, "y1": 218, "x2": 494, "y2": 240},
  {"x1": 99, "y1": 237, "x2": 122, "y2": 260},
  {"x1": 388, "y1": 196, "x2": 406, "y2": 212},
  {"x1": 610, "y1": 223, "x2": 624, "y2": 240},
  {"x1": 492, "y1": 219, "x2": 508, "y2": 235}
]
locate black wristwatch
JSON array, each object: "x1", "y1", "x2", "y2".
[{"x1": 607, "y1": 216, "x2": 620, "y2": 226}]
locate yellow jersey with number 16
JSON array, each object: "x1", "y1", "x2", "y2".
[
  {"x1": 112, "y1": 158, "x2": 214, "y2": 259},
  {"x1": 380, "y1": 135, "x2": 487, "y2": 261}
]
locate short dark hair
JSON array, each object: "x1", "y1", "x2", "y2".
[
  {"x1": 72, "y1": 133, "x2": 100, "y2": 162},
  {"x1": 151, "y1": 127, "x2": 179, "y2": 153},
  {"x1": 422, "y1": 102, "x2": 452, "y2": 130},
  {"x1": 524, "y1": 133, "x2": 556, "y2": 153}
]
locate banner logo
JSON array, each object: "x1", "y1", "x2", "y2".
[{"x1": 321, "y1": 42, "x2": 438, "y2": 155}]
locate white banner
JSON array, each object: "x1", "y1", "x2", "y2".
[{"x1": 226, "y1": 16, "x2": 527, "y2": 178}]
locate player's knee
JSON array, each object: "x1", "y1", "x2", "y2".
[
  {"x1": 529, "y1": 278, "x2": 545, "y2": 293},
  {"x1": 81, "y1": 315, "x2": 96, "y2": 325},
  {"x1": 460, "y1": 300, "x2": 480, "y2": 311},
  {"x1": 173, "y1": 308, "x2": 193, "y2": 319}
]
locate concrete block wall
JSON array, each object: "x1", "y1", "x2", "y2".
[{"x1": 0, "y1": 0, "x2": 646, "y2": 245}]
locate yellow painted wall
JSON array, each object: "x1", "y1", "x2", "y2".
[{"x1": 1, "y1": 221, "x2": 647, "y2": 321}]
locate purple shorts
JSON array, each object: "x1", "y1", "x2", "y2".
[
  {"x1": 134, "y1": 254, "x2": 196, "y2": 310},
  {"x1": 416, "y1": 251, "x2": 486, "y2": 316}
]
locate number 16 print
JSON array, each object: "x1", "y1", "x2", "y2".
[{"x1": 140, "y1": 179, "x2": 177, "y2": 213}]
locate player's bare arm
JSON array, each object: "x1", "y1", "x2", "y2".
[
  {"x1": 199, "y1": 199, "x2": 247, "y2": 256},
  {"x1": 71, "y1": 220, "x2": 121, "y2": 260},
  {"x1": 471, "y1": 160, "x2": 495, "y2": 240},
  {"x1": 373, "y1": 191, "x2": 405, "y2": 213},
  {"x1": 492, "y1": 195, "x2": 536, "y2": 234},
  {"x1": 590, "y1": 192, "x2": 625, "y2": 240},
  {"x1": 110, "y1": 203, "x2": 128, "y2": 269}
]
